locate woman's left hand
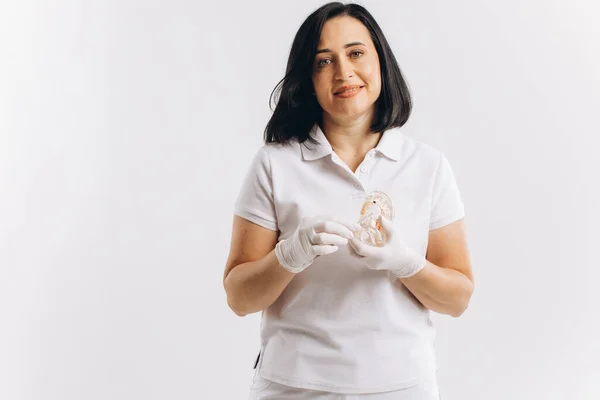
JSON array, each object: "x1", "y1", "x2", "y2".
[{"x1": 348, "y1": 216, "x2": 427, "y2": 278}]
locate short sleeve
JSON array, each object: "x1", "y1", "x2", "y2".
[
  {"x1": 233, "y1": 147, "x2": 278, "y2": 231},
  {"x1": 429, "y1": 152, "x2": 465, "y2": 230}
]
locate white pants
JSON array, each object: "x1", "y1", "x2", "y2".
[{"x1": 248, "y1": 376, "x2": 441, "y2": 400}]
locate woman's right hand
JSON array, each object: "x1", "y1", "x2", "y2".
[{"x1": 274, "y1": 217, "x2": 355, "y2": 273}]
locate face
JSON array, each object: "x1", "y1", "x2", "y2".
[{"x1": 312, "y1": 16, "x2": 382, "y2": 124}]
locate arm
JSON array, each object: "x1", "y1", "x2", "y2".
[
  {"x1": 223, "y1": 215, "x2": 355, "y2": 317},
  {"x1": 399, "y1": 218, "x2": 474, "y2": 317},
  {"x1": 223, "y1": 216, "x2": 295, "y2": 317}
]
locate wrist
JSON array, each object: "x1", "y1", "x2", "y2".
[
  {"x1": 391, "y1": 248, "x2": 427, "y2": 278},
  {"x1": 274, "y1": 239, "x2": 313, "y2": 274}
]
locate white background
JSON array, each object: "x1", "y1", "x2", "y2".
[{"x1": 1, "y1": 1, "x2": 599, "y2": 399}]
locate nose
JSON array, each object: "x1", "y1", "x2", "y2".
[{"x1": 334, "y1": 57, "x2": 354, "y2": 81}]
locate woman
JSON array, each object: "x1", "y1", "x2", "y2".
[{"x1": 223, "y1": 2, "x2": 474, "y2": 399}]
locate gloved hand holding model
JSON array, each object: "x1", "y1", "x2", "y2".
[
  {"x1": 349, "y1": 216, "x2": 427, "y2": 278},
  {"x1": 275, "y1": 217, "x2": 355, "y2": 273}
]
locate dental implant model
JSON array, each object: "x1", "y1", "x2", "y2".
[{"x1": 354, "y1": 191, "x2": 394, "y2": 247}]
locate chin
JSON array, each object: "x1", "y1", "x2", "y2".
[{"x1": 333, "y1": 103, "x2": 373, "y2": 119}]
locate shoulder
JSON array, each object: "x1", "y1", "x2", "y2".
[
  {"x1": 397, "y1": 132, "x2": 463, "y2": 191},
  {"x1": 257, "y1": 140, "x2": 303, "y2": 164},
  {"x1": 391, "y1": 128, "x2": 444, "y2": 167},
  {"x1": 242, "y1": 141, "x2": 303, "y2": 179}
]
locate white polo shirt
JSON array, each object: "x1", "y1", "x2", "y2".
[{"x1": 234, "y1": 124, "x2": 465, "y2": 394}]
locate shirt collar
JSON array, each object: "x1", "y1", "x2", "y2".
[
  {"x1": 300, "y1": 124, "x2": 404, "y2": 162},
  {"x1": 300, "y1": 125, "x2": 333, "y2": 161},
  {"x1": 373, "y1": 128, "x2": 404, "y2": 161}
]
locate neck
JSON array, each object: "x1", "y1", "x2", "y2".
[{"x1": 321, "y1": 111, "x2": 381, "y2": 157}]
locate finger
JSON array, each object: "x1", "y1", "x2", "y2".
[
  {"x1": 312, "y1": 245, "x2": 339, "y2": 256},
  {"x1": 327, "y1": 218, "x2": 357, "y2": 234},
  {"x1": 311, "y1": 232, "x2": 349, "y2": 246},
  {"x1": 347, "y1": 240, "x2": 365, "y2": 258},
  {"x1": 313, "y1": 220, "x2": 354, "y2": 239},
  {"x1": 378, "y1": 216, "x2": 395, "y2": 239},
  {"x1": 348, "y1": 238, "x2": 376, "y2": 257}
]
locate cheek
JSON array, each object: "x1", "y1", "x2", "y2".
[
  {"x1": 313, "y1": 76, "x2": 337, "y2": 108},
  {"x1": 312, "y1": 75, "x2": 329, "y2": 96},
  {"x1": 368, "y1": 70, "x2": 382, "y2": 92},
  {"x1": 361, "y1": 59, "x2": 382, "y2": 94},
  {"x1": 311, "y1": 81, "x2": 328, "y2": 109},
  {"x1": 370, "y1": 75, "x2": 382, "y2": 96}
]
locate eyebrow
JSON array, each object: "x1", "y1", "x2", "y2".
[{"x1": 316, "y1": 42, "x2": 366, "y2": 54}]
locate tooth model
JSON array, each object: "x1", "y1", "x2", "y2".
[{"x1": 354, "y1": 191, "x2": 395, "y2": 247}]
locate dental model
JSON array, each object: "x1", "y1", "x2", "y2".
[{"x1": 354, "y1": 191, "x2": 394, "y2": 247}]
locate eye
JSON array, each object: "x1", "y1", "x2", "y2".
[
  {"x1": 316, "y1": 58, "x2": 332, "y2": 68},
  {"x1": 350, "y1": 50, "x2": 364, "y2": 58}
]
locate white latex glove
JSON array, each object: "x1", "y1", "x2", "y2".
[
  {"x1": 349, "y1": 216, "x2": 426, "y2": 278},
  {"x1": 275, "y1": 217, "x2": 354, "y2": 273}
]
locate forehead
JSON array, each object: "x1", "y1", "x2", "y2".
[{"x1": 318, "y1": 16, "x2": 373, "y2": 47}]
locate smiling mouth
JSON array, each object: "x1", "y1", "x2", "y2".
[{"x1": 334, "y1": 85, "x2": 365, "y2": 95}]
